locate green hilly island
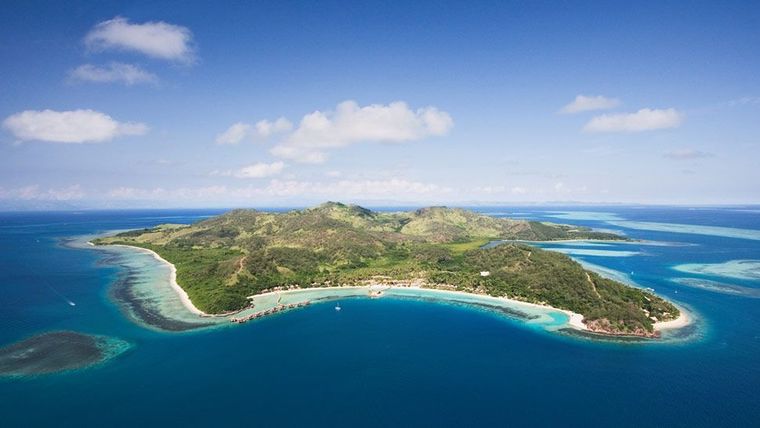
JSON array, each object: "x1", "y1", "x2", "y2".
[{"x1": 93, "y1": 202, "x2": 679, "y2": 336}]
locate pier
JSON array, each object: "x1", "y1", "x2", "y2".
[{"x1": 230, "y1": 301, "x2": 310, "y2": 324}]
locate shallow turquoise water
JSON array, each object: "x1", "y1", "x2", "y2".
[{"x1": 1, "y1": 207, "x2": 759, "y2": 427}]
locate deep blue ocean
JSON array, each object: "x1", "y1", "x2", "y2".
[{"x1": 1, "y1": 207, "x2": 759, "y2": 427}]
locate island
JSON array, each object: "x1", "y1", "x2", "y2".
[{"x1": 92, "y1": 202, "x2": 681, "y2": 337}]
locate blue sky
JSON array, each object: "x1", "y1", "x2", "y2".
[{"x1": 1, "y1": 0, "x2": 759, "y2": 208}]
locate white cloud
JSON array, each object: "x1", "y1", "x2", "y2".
[
  {"x1": 85, "y1": 17, "x2": 194, "y2": 63},
  {"x1": 212, "y1": 161, "x2": 286, "y2": 178},
  {"x1": 69, "y1": 62, "x2": 157, "y2": 85},
  {"x1": 269, "y1": 100, "x2": 454, "y2": 163},
  {"x1": 560, "y1": 95, "x2": 620, "y2": 114},
  {"x1": 511, "y1": 186, "x2": 527, "y2": 195},
  {"x1": 215, "y1": 101, "x2": 452, "y2": 163},
  {"x1": 0, "y1": 184, "x2": 85, "y2": 201},
  {"x1": 663, "y1": 149, "x2": 714, "y2": 160},
  {"x1": 3, "y1": 109, "x2": 148, "y2": 143},
  {"x1": 324, "y1": 178, "x2": 447, "y2": 196},
  {"x1": 107, "y1": 178, "x2": 450, "y2": 202},
  {"x1": 255, "y1": 117, "x2": 293, "y2": 138},
  {"x1": 215, "y1": 122, "x2": 252, "y2": 145},
  {"x1": 108, "y1": 186, "x2": 231, "y2": 200},
  {"x1": 235, "y1": 178, "x2": 441, "y2": 198},
  {"x1": 269, "y1": 146, "x2": 327, "y2": 164},
  {"x1": 583, "y1": 108, "x2": 683, "y2": 133},
  {"x1": 325, "y1": 170, "x2": 342, "y2": 178},
  {"x1": 108, "y1": 186, "x2": 167, "y2": 199},
  {"x1": 215, "y1": 117, "x2": 292, "y2": 145},
  {"x1": 234, "y1": 161, "x2": 285, "y2": 178}
]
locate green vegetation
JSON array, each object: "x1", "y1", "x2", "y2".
[{"x1": 93, "y1": 202, "x2": 678, "y2": 335}]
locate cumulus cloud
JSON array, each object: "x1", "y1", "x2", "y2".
[
  {"x1": 215, "y1": 122, "x2": 252, "y2": 145},
  {"x1": 215, "y1": 118, "x2": 292, "y2": 145},
  {"x1": 85, "y1": 17, "x2": 195, "y2": 63},
  {"x1": 0, "y1": 184, "x2": 85, "y2": 201},
  {"x1": 69, "y1": 62, "x2": 157, "y2": 85},
  {"x1": 560, "y1": 95, "x2": 620, "y2": 114},
  {"x1": 583, "y1": 108, "x2": 683, "y2": 133},
  {"x1": 267, "y1": 100, "x2": 453, "y2": 163},
  {"x1": 215, "y1": 101, "x2": 452, "y2": 163},
  {"x1": 663, "y1": 149, "x2": 714, "y2": 160},
  {"x1": 3, "y1": 109, "x2": 148, "y2": 143},
  {"x1": 255, "y1": 118, "x2": 293, "y2": 138}
]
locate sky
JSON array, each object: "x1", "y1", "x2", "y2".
[{"x1": 1, "y1": 0, "x2": 759, "y2": 209}]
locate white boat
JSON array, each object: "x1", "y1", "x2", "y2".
[{"x1": 335, "y1": 302, "x2": 342, "y2": 311}]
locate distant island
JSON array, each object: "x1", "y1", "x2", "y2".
[{"x1": 93, "y1": 202, "x2": 680, "y2": 337}]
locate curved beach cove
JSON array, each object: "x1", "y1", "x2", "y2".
[
  {"x1": 94, "y1": 241, "x2": 693, "y2": 341},
  {"x1": 238, "y1": 284, "x2": 691, "y2": 340}
]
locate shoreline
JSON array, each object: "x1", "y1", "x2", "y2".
[
  {"x1": 231, "y1": 283, "x2": 691, "y2": 337},
  {"x1": 93, "y1": 242, "x2": 691, "y2": 338},
  {"x1": 387, "y1": 286, "x2": 590, "y2": 331},
  {"x1": 96, "y1": 243, "x2": 209, "y2": 317},
  {"x1": 653, "y1": 304, "x2": 691, "y2": 330},
  {"x1": 246, "y1": 284, "x2": 591, "y2": 332}
]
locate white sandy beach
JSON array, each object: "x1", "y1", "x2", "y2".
[
  {"x1": 565, "y1": 312, "x2": 587, "y2": 330},
  {"x1": 392, "y1": 286, "x2": 591, "y2": 331},
  {"x1": 246, "y1": 283, "x2": 591, "y2": 332},
  {"x1": 104, "y1": 244, "x2": 209, "y2": 316},
  {"x1": 250, "y1": 283, "x2": 692, "y2": 334},
  {"x1": 654, "y1": 305, "x2": 691, "y2": 331}
]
